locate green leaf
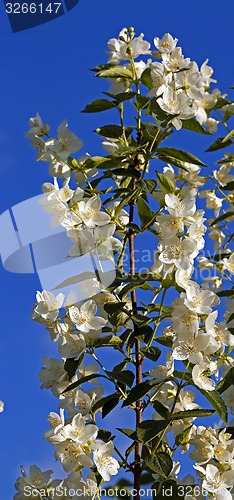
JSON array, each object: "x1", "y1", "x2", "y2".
[
  {"x1": 169, "y1": 409, "x2": 215, "y2": 421},
  {"x1": 135, "y1": 325, "x2": 154, "y2": 343},
  {"x1": 117, "y1": 428, "x2": 137, "y2": 440},
  {"x1": 217, "y1": 367, "x2": 234, "y2": 394},
  {"x1": 222, "y1": 181, "x2": 234, "y2": 191},
  {"x1": 135, "y1": 95, "x2": 151, "y2": 111},
  {"x1": 222, "y1": 130, "x2": 234, "y2": 143},
  {"x1": 157, "y1": 172, "x2": 175, "y2": 193},
  {"x1": 92, "y1": 392, "x2": 120, "y2": 414},
  {"x1": 137, "y1": 179, "x2": 157, "y2": 193},
  {"x1": 62, "y1": 374, "x2": 106, "y2": 394},
  {"x1": 206, "y1": 137, "x2": 233, "y2": 152},
  {"x1": 107, "y1": 369, "x2": 135, "y2": 388},
  {"x1": 104, "y1": 302, "x2": 127, "y2": 316},
  {"x1": 140, "y1": 346, "x2": 161, "y2": 362},
  {"x1": 141, "y1": 67, "x2": 153, "y2": 89},
  {"x1": 104, "y1": 91, "x2": 136, "y2": 103},
  {"x1": 149, "y1": 103, "x2": 172, "y2": 128},
  {"x1": 102, "y1": 396, "x2": 120, "y2": 418},
  {"x1": 97, "y1": 67, "x2": 133, "y2": 79},
  {"x1": 122, "y1": 381, "x2": 153, "y2": 407},
  {"x1": 91, "y1": 63, "x2": 116, "y2": 72},
  {"x1": 53, "y1": 270, "x2": 101, "y2": 290},
  {"x1": 84, "y1": 156, "x2": 112, "y2": 169},
  {"x1": 64, "y1": 355, "x2": 84, "y2": 380},
  {"x1": 111, "y1": 167, "x2": 141, "y2": 179},
  {"x1": 95, "y1": 125, "x2": 124, "y2": 139},
  {"x1": 137, "y1": 420, "x2": 168, "y2": 443},
  {"x1": 156, "y1": 147, "x2": 206, "y2": 167},
  {"x1": 217, "y1": 289, "x2": 234, "y2": 297},
  {"x1": 174, "y1": 370, "x2": 228, "y2": 424},
  {"x1": 145, "y1": 452, "x2": 173, "y2": 478},
  {"x1": 210, "y1": 211, "x2": 234, "y2": 226},
  {"x1": 152, "y1": 401, "x2": 170, "y2": 420},
  {"x1": 94, "y1": 335, "x2": 123, "y2": 348},
  {"x1": 226, "y1": 427, "x2": 234, "y2": 438},
  {"x1": 82, "y1": 99, "x2": 116, "y2": 113},
  {"x1": 175, "y1": 425, "x2": 193, "y2": 446},
  {"x1": 212, "y1": 97, "x2": 230, "y2": 110},
  {"x1": 182, "y1": 118, "x2": 211, "y2": 135},
  {"x1": 97, "y1": 429, "x2": 112, "y2": 441},
  {"x1": 199, "y1": 390, "x2": 228, "y2": 424},
  {"x1": 115, "y1": 190, "x2": 140, "y2": 217},
  {"x1": 137, "y1": 198, "x2": 155, "y2": 227}
]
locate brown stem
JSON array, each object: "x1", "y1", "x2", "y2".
[{"x1": 128, "y1": 151, "x2": 143, "y2": 500}]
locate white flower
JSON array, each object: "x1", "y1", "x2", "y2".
[
  {"x1": 172, "y1": 300, "x2": 199, "y2": 336},
  {"x1": 34, "y1": 291, "x2": 64, "y2": 321},
  {"x1": 222, "y1": 253, "x2": 234, "y2": 274},
  {"x1": 67, "y1": 472, "x2": 98, "y2": 498},
  {"x1": 74, "y1": 153, "x2": 98, "y2": 187},
  {"x1": 93, "y1": 441, "x2": 119, "y2": 481},
  {"x1": 200, "y1": 59, "x2": 216, "y2": 86},
  {"x1": 75, "y1": 390, "x2": 96, "y2": 416},
  {"x1": 39, "y1": 195, "x2": 68, "y2": 227},
  {"x1": 48, "y1": 157, "x2": 71, "y2": 178},
  {"x1": 157, "y1": 88, "x2": 194, "y2": 129},
  {"x1": 107, "y1": 201, "x2": 129, "y2": 226},
  {"x1": 193, "y1": 92, "x2": 217, "y2": 125},
  {"x1": 205, "y1": 117, "x2": 219, "y2": 133},
  {"x1": 182, "y1": 285, "x2": 217, "y2": 315},
  {"x1": 162, "y1": 47, "x2": 191, "y2": 72},
  {"x1": 192, "y1": 361, "x2": 216, "y2": 391},
  {"x1": 69, "y1": 300, "x2": 106, "y2": 333},
  {"x1": 156, "y1": 213, "x2": 184, "y2": 238},
  {"x1": 58, "y1": 333, "x2": 86, "y2": 360},
  {"x1": 24, "y1": 465, "x2": 53, "y2": 488},
  {"x1": 149, "y1": 62, "x2": 172, "y2": 96},
  {"x1": 149, "y1": 353, "x2": 174, "y2": 383},
  {"x1": 175, "y1": 266, "x2": 196, "y2": 289},
  {"x1": 196, "y1": 464, "x2": 234, "y2": 500},
  {"x1": 176, "y1": 389, "x2": 199, "y2": 411},
  {"x1": 63, "y1": 413, "x2": 98, "y2": 445},
  {"x1": 159, "y1": 237, "x2": 198, "y2": 270},
  {"x1": 165, "y1": 193, "x2": 196, "y2": 218},
  {"x1": 55, "y1": 440, "x2": 93, "y2": 472},
  {"x1": 213, "y1": 163, "x2": 234, "y2": 187},
  {"x1": 107, "y1": 28, "x2": 150, "y2": 64},
  {"x1": 188, "y1": 220, "x2": 206, "y2": 250},
  {"x1": 0, "y1": 401, "x2": 4, "y2": 413},
  {"x1": 205, "y1": 311, "x2": 234, "y2": 354},
  {"x1": 199, "y1": 190, "x2": 223, "y2": 217},
  {"x1": 25, "y1": 113, "x2": 49, "y2": 138},
  {"x1": 45, "y1": 120, "x2": 83, "y2": 160},
  {"x1": 94, "y1": 224, "x2": 122, "y2": 254},
  {"x1": 153, "y1": 33, "x2": 178, "y2": 54},
  {"x1": 44, "y1": 410, "x2": 65, "y2": 443},
  {"x1": 74, "y1": 196, "x2": 111, "y2": 228},
  {"x1": 67, "y1": 227, "x2": 94, "y2": 257},
  {"x1": 208, "y1": 228, "x2": 226, "y2": 251},
  {"x1": 39, "y1": 357, "x2": 70, "y2": 397},
  {"x1": 172, "y1": 332, "x2": 209, "y2": 364},
  {"x1": 223, "y1": 386, "x2": 234, "y2": 414}
]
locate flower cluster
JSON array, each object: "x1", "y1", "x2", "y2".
[
  {"x1": 189, "y1": 427, "x2": 234, "y2": 500},
  {"x1": 106, "y1": 28, "x2": 223, "y2": 131},
  {"x1": 15, "y1": 26, "x2": 234, "y2": 499}
]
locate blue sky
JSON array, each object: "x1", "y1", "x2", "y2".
[{"x1": 0, "y1": 0, "x2": 234, "y2": 497}]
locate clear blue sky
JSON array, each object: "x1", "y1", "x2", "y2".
[{"x1": 0, "y1": 0, "x2": 234, "y2": 497}]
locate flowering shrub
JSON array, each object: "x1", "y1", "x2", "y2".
[{"x1": 14, "y1": 28, "x2": 234, "y2": 500}]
